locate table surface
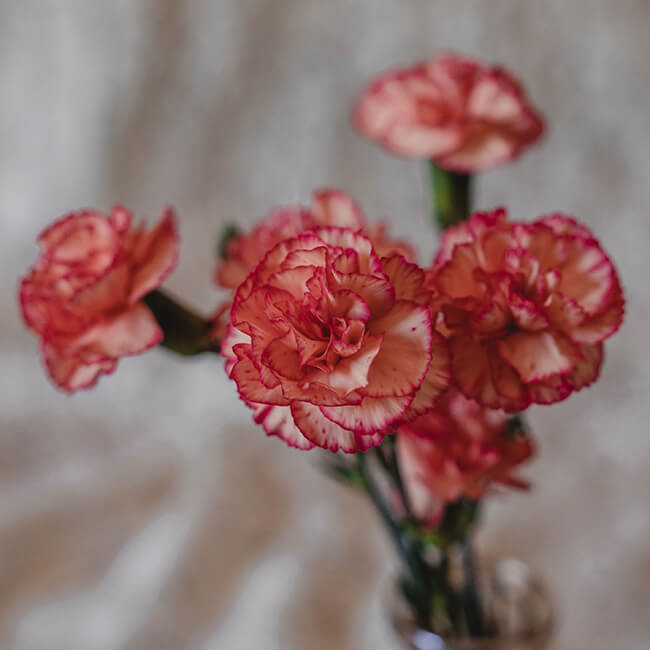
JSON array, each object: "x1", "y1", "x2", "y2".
[{"x1": 1, "y1": 2, "x2": 649, "y2": 649}]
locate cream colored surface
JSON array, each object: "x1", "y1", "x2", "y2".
[{"x1": 1, "y1": 2, "x2": 649, "y2": 649}]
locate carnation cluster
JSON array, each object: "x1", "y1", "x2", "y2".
[{"x1": 18, "y1": 53, "x2": 625, "y2": 546}]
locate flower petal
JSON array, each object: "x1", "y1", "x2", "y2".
[
  {"x1": 380, "y1": 255, "x2": 428, "y2": 303},
  {"x1": 320, "y1": 395, "x2": 411, "y2": 435},
  {"x1": 42, "y1": 343, "x2": 117, "y2": 393},
  {"x1": 312, "y1": 227, "x2": 382, "y2": 275},
  {"x1": 328, "y1": 334, "x2": 383, "y2": 395},
  {"x1": 565, "y1": 342, "x2": 603, "y2": 390},
  {"x1": 291, "y1": 401, "x2": 376, "y2": 452},
  {"x1": 251, "y1": 403, "x2": 314, "y2": 450},
  {"x1": 386, "y1": 123, "x2": 464, "y2": 159},
  {"x1": 311, "y1": 189, "x2": 365, "y2": 230},
  {"x1": 449, "y1": 336, "x2": 504, "y2": 410},
  {"x1": 489, "y1": 354, "x2": 528, "y2": 409},
  {"x1": 435, "y1": 244, "x2": 485, "y2": 299},
  {"x1": 129, "y1": 207, "x2": 179, "y2": 303},
  {"x1": 38, "y1": 211, "x2": 117, "y2": 260},
  {"x1": 509, "y1": 293, "x2": 549, "y2": 331},
  {"x1": 334, "y1": 273, "x2": 395, "y2": 317},
  {"x1": 76, "y1": 303, "x2": 163, "y2": 358},
  {"x1": 497, "y1": 332, "x2": 578, "y2": 383},
  {"x1": 570, "y1": 300, "x2": 624, "y2": 344},
  {"x1": 438, "y1": 130, "x2": 518, "y2": 173},
  {"x1": 70, "y1": 262, "x2": 130, "y2": 313},
  {"x1": 365, "y1": 301, "x2": 432, "y2": 397},
  {"x1": 403, "y1": 331, "x2": 451, "y2": 419},
  {"x1": 556, "y1": 236, "x2": 618, "y2": 316},
  {"x1": 230, "y1": 355, "x2": 291, "y2": 406}
]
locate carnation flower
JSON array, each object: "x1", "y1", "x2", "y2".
[
  {"x1": 354, "y1": 54, "x2": 545, "y2": 172},
  {"x1": 19, "y1": 206, "x2": 178, "y2": 391},
  {"x1": 222, "y1": 227, "x2": 450, "y2": 452},
  {"x1": 430, "y1": 209, "x2": 624, "y2": 411},
  {"x1": 396, "y1": 390, "x2": 534, "y2": 511},
  {"x1": 215, "y1": 189, "x2": 414, "y2": 290}
]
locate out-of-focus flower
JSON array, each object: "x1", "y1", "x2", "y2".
[
  {"x1": 354, "y1": 54, "x2": 545, "y2": 172},
  {"x1": 20, "y1": 206, "x2": 178, "y2": 391},
  {"x1": 396, "y1": 390, "x2": 534, "y2": 511},
  {"x1": 429, "y1": 209, "x2": 624, "y2": 411},
  {"x1": 222, "y1": 227, "x2": 450, "y2": 452},
  {"x1": 215, "y1": 189, "x2": 414, "y2": 290},
  {"x1": 365, "y1": 222, "x2": 415, "y2": 261}
]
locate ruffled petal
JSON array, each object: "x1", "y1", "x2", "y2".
[
  {"x1": 385, "y1": 123, "x2": 464, "y2": 159},
  {"x1": 509, "y1": 293, "x2": 549, "y2": 331},
  {"x1": 328, "y1": 334, "x2": 383, "y2": 396},
  {"x1": 70, "y1": 262, "x2": 130, "y2": 313},
  {"x1": 526, "y1": 376, "x2": 572, "y2": 405},
  {"x1": 251, "y1": 403, "x2": 315, "y2": 450},
  {"x1": 311, "y1": 189, "x2": 365, "y2": 230},
  {"x1": 320, "y1": 395, "x2": 411, "y2": 435},
  {"x1": 75, "y1": 303, "x2": 163, "y2": 359},
  {"x1": 42, "y1": 343, "x2": 117, "y2": 393},
  {"x1": 489, "y1": 354, "x2": 527, "y2": 409},
  {"x1": 129, "y1": 207, "x2": 179, "y2": 303},
  {"x1": 312, "y1": 227, "x2": 383, "y2": 275},
  {"x1": 467, "y1": 75, "x2": 525, "y2": 122},
  {"x1": 230, "y1": 355, "x2": 291, "y2": 406},
  {"x1": 556, "y1": 238, "x2": 617, "y2": 316},
  {"x1": 565, "y1": 342, "x2": 603, "y2": 390},
  {"x1": 497, "y1": 332, "x2": 578, "y2": 383},
  {"x1": 438, "y1": 129, "x2": 519, "y2": 173},
  {"x1": 38, "y1": 211, "x2": 117, "y2": 261},
  {"x1": 435, "y1": 244, "x2": 485, "y2": 299},
  {"x1": 403, "y1": 331, "x2": 451, "y2": 419},
  {"x1": 334, "y1": 273, "x2": 395, "y2": 317},
  {"x1": 380, "y1": 255, "x2": 428, "y2": 303},
  {"x1": 570, "y1": 304, "x2": 623, "y2": 344},
  {"x1": 291, "y1": 401, "x2": 377, "y2": 452},
  {"x1": 449, "y1": 336, "x2": 504, "y2": 410},
  {"x1": 365, "y1": 301, "x2": 432, "y2": 397}
]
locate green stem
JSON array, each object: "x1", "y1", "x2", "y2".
[
  {"x1": 429, "y1": 162, "x2": 473, "y2": 231},
  {"x1": 357, "y1": 452, "x2": 432, "y2": 628},
  {"x1": 143, "y1": 288, "x2": 220, "y2": 356},
  {"x1": 358, "y1": 452, "x2": 414, "y2": 574},
  {"x1": 460, "y1": 537, "x2": 485, "y2": 637},
  {"x1": 377, "y1": 437, "x2": 412, "y2": 518}
]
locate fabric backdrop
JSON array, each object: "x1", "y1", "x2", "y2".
[{"x1": 1, "y1": 2, "x2": 649, "y2": 649}]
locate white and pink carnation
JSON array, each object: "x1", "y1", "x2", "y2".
[
  {"x1": 354, "y1": 54, "x2": 545, "y2": 172},
  {"x1": 396, "y1": 390, "x2": 535, "y2": 509},
  {"x1": 429, "y1": 209, "x2": 624, "y2": 411},
  {"x1": 222, "y1": 227, "x2": 450, "y2": 452},
  {"x1": 216, "y1": 189, "x2": 414, "y2": 290},
  {"x1": 20, "y1": 206, "x2": 178, "y2": 391}
]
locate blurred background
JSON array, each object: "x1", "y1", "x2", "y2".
[{"x1": 1, "y1": 1, "x2": 649, "y2": 649}]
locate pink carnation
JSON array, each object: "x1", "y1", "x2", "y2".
[
  {"x1": 215, "y1": 189, "x2": 414, "y2": 290},
  {"x1": 354, "y1": 54, "x2": 545, "y2": 172},
  {"x1": 20, "y1": 206, "x2": 178, "y2": 391},
  {"x1": 396, "y1": 390, "x2": 535, "y2": 511},
  {"x1": 430, "y1": 209, "x2": 624, "y2": 411},
  {"x1": 222, "y1": 227, "x2": 450, "y2": 452}
]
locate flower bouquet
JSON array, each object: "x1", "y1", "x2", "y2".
[{"x1": 19, "y1": 54, "x2": 624, "y2": 648}]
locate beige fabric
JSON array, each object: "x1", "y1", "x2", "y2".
[{"x1": 1, "y1": 2, "x2": 649, "y2": 648}]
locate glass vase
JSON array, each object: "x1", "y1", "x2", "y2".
[{"x1": 389, "y1": 555, "x2": 553, "y2": 650}]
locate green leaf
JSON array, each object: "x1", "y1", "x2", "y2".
[{"x1": 218, "y1": 224, "x2": 240, "y2": 259}]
